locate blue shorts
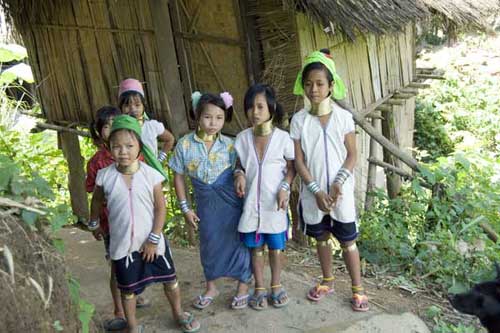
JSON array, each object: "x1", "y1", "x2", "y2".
[{"x1": 240, "y1": 231, "x2": 287, "y2": 250}]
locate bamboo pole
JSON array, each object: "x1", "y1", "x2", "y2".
[{"x1": 36, "y1": 122, "x2": 91, "y2": 138}]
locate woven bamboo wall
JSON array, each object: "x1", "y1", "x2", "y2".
[
  {"x1": 296, "y1": 14, "x2": 417, "y2": 206},
  {"x1": 11, "y1": 0, "x2": 185, "y2": 132}
]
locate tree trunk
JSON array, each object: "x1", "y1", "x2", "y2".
[{"x1": 59, "y1": 132, "x2": 89, "y2": 222}]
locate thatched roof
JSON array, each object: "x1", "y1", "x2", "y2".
[
  {"x1": 420, "y1": 0, "x2": 500, "y2": 29},
  {"x1": 283, "y1": 0, "x2": 429, "y2": 40}
]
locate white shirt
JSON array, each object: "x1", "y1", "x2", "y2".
[
  {"x1": 234, "y1": 128, "x2": 295, "y2": 234},
  {"x1": 141, "y1": 119, "x2": 165, "y2": 157},
  {"x1": 290, "y1": 102, "x2": 356, "y2": 224},
  {"x1": 96, "y1": 161, "x2": 166, "y2": 260}
]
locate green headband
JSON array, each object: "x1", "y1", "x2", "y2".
[
  {"x1": 111, "y1": 115, "x2": 168, "y2": 180},
  {"x1": 293, "y1": 51, "x2": 347, "y2": 100}
]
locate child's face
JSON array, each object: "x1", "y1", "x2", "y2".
[
  {"x1": 121, "y1": 95, "x2": 144, "y2": 119},
  {"x1": 100, "y1": 118, "x2": 113, "y2": 142},
  {"x1": 198, "y1": 104, "x2": 225, "y2": 135},
  {"x1": 110, "y1": 130, "x2": 140, "y2": 167},
  {"x1": 247, "y1": 93, "x2": 271, "y2": 126},
  {"x1": 304, "y1": 69, "x2": 332, "y2": 105}
]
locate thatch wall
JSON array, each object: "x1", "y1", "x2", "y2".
[{"x1": 3, "y1": 0, "x2": 189, "y2": 135}]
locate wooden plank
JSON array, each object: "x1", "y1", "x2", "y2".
[
  {"x1": 357, "y1": 37, "x2": 374, "y2": 107},
  {"x1": 366, "y1": 33, "x2": 382, "y2": 101},
  {"x1": 398, "y1": 30, "x2": 410, "y2": 86},
  {"x1": 377, "y1": 35, "x2": 389, "y2": 97},
  {"x1": 149, "y1": 0, "x2": 189, "y2": 136}
]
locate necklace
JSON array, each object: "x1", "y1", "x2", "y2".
[
  {"x1": 196, "y1": 127, "x2": 218, "y2": 142},
  {"x1": 253, "y1": 118, "x2": 274, "y2": 136},
  {"x1": 116, "y1": 160, "x2": 140, "y2": 175},
  {"x1": 305, "y1": 96, "x2": 332, "y2": 116}
]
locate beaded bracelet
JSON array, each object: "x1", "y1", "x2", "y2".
[
  {"x1": 334, "y1": 168, "x2": 352, "y2": 185},
  {"x1": 158, "y1": 151, "x2": 168, "y2": 163},
  {"x1": 87, "y1": 219, "x2": 100, "y2": 231},
  {"x1": 307, "y1": 181, "x2": 321, "y2": 194},
  {"x1": 280, "y1": 181, "x2": 290, "y2": 192},
  {"x1": 148, "y1": 232, "x2": 161, "y2": 245},
  {"x1": 179, "y1": 200, "x2": 190, "y2": 214}
]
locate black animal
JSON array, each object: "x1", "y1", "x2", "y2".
[{"x1": 448, "y1": 264, "x2": 500, "y2": 333}]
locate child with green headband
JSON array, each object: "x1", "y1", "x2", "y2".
[
  {"x1": 290, "y1": 49, "x2": 369, "y2": 311},
  {"x1": 89, "y1": 115, "x2": 200, "y2": 333}
]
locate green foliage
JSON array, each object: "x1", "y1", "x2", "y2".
[
  {"x1": 425, "y1": 306, "x2": 479, "y2": 333},
  {"x1": 414, "y1": 100, "x2": 455, "y2": 162},
  {"x1": 360, "y1": 153, "x2": 500, "y2": 291},
  {"x1": 68, "y1": 277, "x2": 95, "y2": 333}
]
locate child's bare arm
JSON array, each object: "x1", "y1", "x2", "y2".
[
  {"x1": 293, "y1": 140, "x2": 314, "y2": 184},
  {"x1": 152, "y1": 183, "x2": 166, "y2": 235},
  {"x1": 284, "y1": 159, "x2": 296, "y2": 185},
  {"x1": 89, "y1": 186, "x2": 105, "y2": 240},
  {"x1": 234, "y1": 158, "x2": 246, "y2": 198},
  {"x1": 342, "y1": 132, "x2": 357, "y2": 172},
  {"x1": 173, "y1": 172, "x2": 200, "y2": 229},
  {"x1": 159, "y1": 129, "x2": 175, "y2": 152}
]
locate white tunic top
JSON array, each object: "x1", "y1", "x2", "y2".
[
  {"x1": 96, "y1": 161, "x2": 166, "y2": 260},
  {"x1": 235, "y1": 128, "x2": 295, "y2": 234},
  {"x1": 141, "y1": 119, "x2": 165, "y2": 157},
  {"x1": 290, "y1": 102, "x2": 356, "y2": 224}
]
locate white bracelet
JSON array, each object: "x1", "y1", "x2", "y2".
[
  {"x1": 307, "y1": 181, "x2": 321, "y2": 194},
  {"x1": 158, "y1": 151, "x2": 168, "y2": 163},
  {"x1": 280, "y1": 181, "x2": 290, "y2": 192},
  {"x1": 87, "y1": 219, "x2": 100, "y2": 231}
]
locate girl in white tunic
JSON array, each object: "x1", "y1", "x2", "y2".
[
  {"x1": 234, "y1": 84, "x2": 296, "y2": 310},
  {"x1": 89, "y1": 115, "x2": 200, "y2": 333},
  {"x1": 290, "y1": 49, "x2": 369, "y2": 311},
  {"x1": 118, "y1": 78, "x2": 175, "y2": 163}
]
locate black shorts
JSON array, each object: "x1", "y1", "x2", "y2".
[{"x1": 299, "y1": 205, "x2": 358, "y2": 242}]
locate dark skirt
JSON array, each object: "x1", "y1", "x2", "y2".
[
  {"x1": 114, "y1": 239, "x2": 176, "y2": 295},
  {"x1": 192, "y1": 168, "x2": 252, "y2": 282}
]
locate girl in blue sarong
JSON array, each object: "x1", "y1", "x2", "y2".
[{"x1": 169, "y1": 92, "x2": 252, "y2": 310}]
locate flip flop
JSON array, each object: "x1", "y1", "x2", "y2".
[
  {"x1": 103, "y1": 317, "x2": 127, "y2": 331},
  {"x1": 178, "y1": 312, "x2": 200, "y2": 333},
  {"x1": 249, "y1": 292, "x2": 268, "y2": 311},
  {"x1": 231, "y1": 294, "x2": 249, "y2": 310},
  {"x1": 270, "y1": 289, "x2": 289, "y2": 308},
  {"x1": 307, "y1": 284, "x2": 334, "y2": 302},
  {"x1": 351, "y1": 293, "x2": 370, "y2": 312},
  {"x1": 192, "y1": 294, "x2": 215, "y2": 310}
]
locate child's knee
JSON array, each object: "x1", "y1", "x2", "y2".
[
  {"x1": 122, "y1": 292, "x2": 136, "y2": 302},
  {"x1": 316, "y1": 232, "x2": 330, "y2": 242},
  {"x1": 252, "y1": 247, "x2": 265, "y2": 257},
  {"x1": 340, "y1": 241, "x2": 358, "y2": 254},
  {"x1": 163, "y1": 280, "x2": 179, "y2": 293}
]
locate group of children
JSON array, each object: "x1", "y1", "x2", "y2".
[{"x1": 85, "y1": 49, "x2": 369, "y2": 333}]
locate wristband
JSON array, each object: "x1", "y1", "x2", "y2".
[
  {"x1": 280, "y1": 181, "x2": 290, "y2": 192},
  {"x1": 306, "y1": 181, "x2": 321, "y2": 194},
  {"x1": 334, "y1": 168, "x2": 352, "y2": 185},
  {"x1": 158, "y1": 151, "x2": 168, "y2": 163},
  {"x1": 148, "y1": 232, "x2": 161, "y2": 245},
  {"x1": 179, "y1": 200, "x2": 190, "y2": 214}
]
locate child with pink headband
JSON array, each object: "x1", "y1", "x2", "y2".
[{"x1": 118, "y1": 78, "x2": 175, "y2": 163}]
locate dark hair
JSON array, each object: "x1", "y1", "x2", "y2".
[
  {"x1": 118, "y1": 91, "x2": 152, "y2": 119},
  {"x1": 90, "y1": 105, "x2": 121, "y2": 143},
  {"x1": 301, "y1": 48, "x2": 334, "y2": 87},
  {"x1": 108, "y1": 128, "x2": 143, "y2": 158},
  {"x1": 190, "y1": 93, "x2": 233, "y2": 122},
  {"x1": 243, "y1": 83, "x2": 284, "y2": 124}
]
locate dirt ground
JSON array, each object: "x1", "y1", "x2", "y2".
[{"x1": 58, "y1": 227, "x2": 442, "y2": 333}]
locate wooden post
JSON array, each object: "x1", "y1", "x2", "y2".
[
  {"x1": 365, "y1": 118, "x2": 380, "y2": 210},
  {"x1": 380, "y1": 108, "x2": 402, "y2": 198},
  {"x1": 149, "y1": 0, "x2": 189, "y2": 137},
  {"x1": 58, "y1": 132, "x2": 89, "y2": 222}
]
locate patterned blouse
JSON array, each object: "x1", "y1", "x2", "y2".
[{"x1": 168, "y1": 132, "x2": 236, "y2": 184}]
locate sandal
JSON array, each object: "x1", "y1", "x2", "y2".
[
  {"x1": 270, "y1": 284, "x2": 289, "y2": 308},
  {"x1": 177, "y1": 312, "x2": 201, "y2": 333},
  {"x1": 249, "y1": 288, "x2": 268, "y2": 311},
  {"x1": 307, "y1": 276, "x2": 335, "y2": 302},
  {"x1": 192, "y1": 294, "x2": 216, "y2": 310},
  {"x1": 351, "y1": 285, "x2": 369, "y2": 312},
  {"x1": 104, "y1": 317, "x2": 127, "y2": 331},
  {"x1": 231, "y1": 293, "x2": 249, "y2": 310}
]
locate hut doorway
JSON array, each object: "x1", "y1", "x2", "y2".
[{"x1": 170, "y1": 0, "x2": 253, "y2": 135}]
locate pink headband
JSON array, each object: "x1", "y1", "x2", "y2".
[{"x1": 118, "y1": 78, "x2": 144, "y2": 99}]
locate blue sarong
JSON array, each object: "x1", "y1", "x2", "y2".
[{"x1": 191, "y1": 168, "x2": 252, "y2": 282}]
